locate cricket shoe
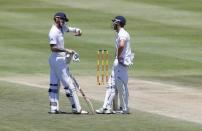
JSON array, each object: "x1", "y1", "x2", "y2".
[
  {"x1": 49, "y1": 110, "x2": 63, "y2": 114},
  {"x1": 96, "y1": 108, "x2": 115, "y2": 114},
  {"x1": 115, "y1": 110, "x2": 130, "y2": 114},
  {"x1": 73, "y1": 110, "x2": 89, "y2": 114}
]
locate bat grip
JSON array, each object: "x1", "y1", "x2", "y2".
[{"x1": 79, "y1": 89, "x2": 86, "y2": 97}]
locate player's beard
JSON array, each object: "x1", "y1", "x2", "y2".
[
  {"x1": 112, "y1": 23, "x2": 118, "y2": 30},
  {"x1": 55, "y1": 18, "x2": 65, "y2": 28},
  {"x1": 59, "y1": 21, "x2": 65, "y2": 28},
  {"x1": 55, "y1": 21, "x2": 63, "y2": 29},
  {"x1": 113, "y1": 24, "x2": 119, "y2": 32}
]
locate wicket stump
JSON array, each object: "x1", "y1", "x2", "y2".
[{"x1": 97, "y1": 49, "x2": 108, "y2": 85}]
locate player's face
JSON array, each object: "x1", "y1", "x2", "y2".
[
  {"x1": 55, "y1": 17, "x2": 66, "y2": 27},
  {"x1": 112, "y1": 21, "x2": 118, "y2": 31}
]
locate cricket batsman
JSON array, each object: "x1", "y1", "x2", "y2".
[
  {"x1": 48, "y1": 12, "x2": 88, "y2": 114},
  {"x1": 96, "y1": 16, "x2": 134, "y2": 114}
]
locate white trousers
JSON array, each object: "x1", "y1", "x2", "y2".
[
  {"x1": 103, "y1": 59, "x2": 129, "y2": 111},
  {"x1": 48, "y1": 53, "x2": 81, "y2": 112}
]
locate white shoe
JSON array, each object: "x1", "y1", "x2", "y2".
[
  {"x1": 95, "y1": 108, "x2": 105, "y2": 114},
  {"x1": 49, "y1": 110, "x2": 62, "y2": 114},
  {"x1": 104, "y1": 109, "x2": 114, "y2": 114},
  {"x1": 96, "y1": 108, "x2": 114, "y2": 114},
  {"x1": 115, "y1": 110, "x2": 130, "y2": 114},
  {"x1": 80, "y1": 110, "x2": 89, "y2": 114},
  {"x1": 73, "y1": 110, "x2": 88, "y2": 114}
]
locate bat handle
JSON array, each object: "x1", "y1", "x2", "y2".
[{"x1": 79, "y1": 89, "x2": 85, "y2": 97}]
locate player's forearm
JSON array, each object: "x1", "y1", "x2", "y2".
[
  {"x1": 51, "y1": 46, "x2": 66, "y2": 52},
  {"x1": 68, "y1": 27, "x2": 79, "y2": 33},
  {"x1": 118, "y1": 39, "x2": 125, "y2": 60},
  {"x1": 68, "y1": 27, "x2": 82, "y2": 36},
  {"x1": 118, "y1": 47, "x2": 124, "y2": 59},
  {"x1": 65, "y1": 48, "x2": 74, "y2": 54},
  {"x1": 50, "y1": 45, "x2": 73, "y2": 54}
]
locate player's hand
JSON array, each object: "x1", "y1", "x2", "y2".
[
  {"x1": 72, "y1": 52, "x2": 80, "y2": 62},
  {"x1": 70, "y1": 50, "x2": 76, "y2": 54},
  {"x1": 118, "y1": 57, "x2": 123, "y2": 63},
  {"x1": 74, "y1": 28, "x2": 82, "y2": 36},
  {"x1": 118, "y1": 57, "x2": 126, "y2": 66}
]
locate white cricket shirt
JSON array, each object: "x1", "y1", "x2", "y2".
[
  {"x1": 49, "y1": 24, "x2": 69, "y2": 49},
  {"x1": 115, "y1": 28, "x2": 133, "y2": 66}
]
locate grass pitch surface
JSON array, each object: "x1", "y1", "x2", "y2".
[{"x1": 0, "y1": 81, "x2": 202, "y2": 131}]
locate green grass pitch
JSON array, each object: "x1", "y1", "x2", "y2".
[
  {"x1": 0, "y1": 0, "x2": 202, "y2": 87},
  {"x1": 0, "y1": 81, "x2": 202, "y2": 131}
]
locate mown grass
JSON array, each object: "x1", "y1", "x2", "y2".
[
  {"x1": 0, "y1": 0, "x2": 202, "y2": 88},
  {"x1": 0, "y1": 81, "x2": 202, "y2": 131}
]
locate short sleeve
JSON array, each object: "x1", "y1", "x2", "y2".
[
  {"x1": 49, "y1": 33, "x2": 57, "y2": 45},
  {"x1": 118, "y1": 31, "x2": 127, "y2": 41},
  {"x1": 119, "y1": 36, "x2": 127, "y2": 41}
]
